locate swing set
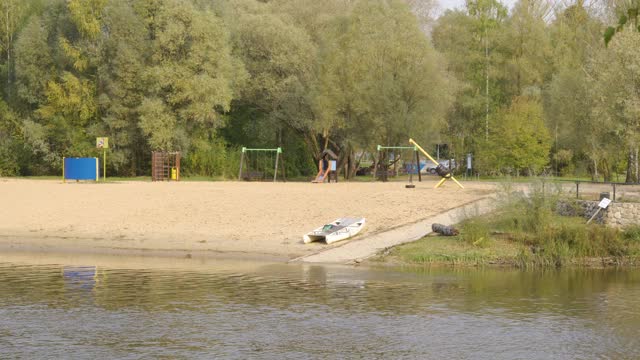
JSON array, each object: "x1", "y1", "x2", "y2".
[
  {"x1": 409, "y1": 138, "x2": 463, "y2": 189},
  {"x1": 376, "y1": 145, "x2": 422, "y2": 186},
  {"x1": 238, "y1": 147, "x2": 284, "y2": 182}
]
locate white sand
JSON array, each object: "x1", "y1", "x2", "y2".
[{"x1": 0, "y1": 178, "x2": 494, "y2": 259}]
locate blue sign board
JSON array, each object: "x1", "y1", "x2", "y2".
[{"x1": 64, "y1": 157, "x2": 98, "y2": 181}]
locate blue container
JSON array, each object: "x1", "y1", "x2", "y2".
[{"x1": 64, "y1": 157, "x2": 98, "y2": 181}]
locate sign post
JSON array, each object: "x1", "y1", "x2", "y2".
[
  {"x1": 96, "y1": 137, "x2": 109, "y2": 181},
  {"x1": 587, "y1": 197, "x2": 611, "y2": 224}
]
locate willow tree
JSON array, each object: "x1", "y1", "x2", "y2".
[
  {"x1": 544, "y1": 2, "x2": 604, "y2": 178},
  {"x1": 591, "y1": 30, "x2": 640, "y2": 182},
  {"x1": 138, "y1": 0, "x2": 245, "y2": 151},
  {"x1": 313, "y1": 0, "x2": 450, "y2": 177},
  {"x1": 477, "y1": 97, "x2": 551, "y2": 175},
  {"x1": 466, "y1": 0, "x2": 507, "y2": 141}
]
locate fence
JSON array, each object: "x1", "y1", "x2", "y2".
[{"x1": 548, "y1": 180, "x2": 640, "y2": 202}]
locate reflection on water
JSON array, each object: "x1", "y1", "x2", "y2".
[{"x1": 0, "y1": 260, "x2": 639, "y2": 359}]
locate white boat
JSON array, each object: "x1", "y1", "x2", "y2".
[{"x1": 303, "y1": 217, "x2": 366, "y2": 244}]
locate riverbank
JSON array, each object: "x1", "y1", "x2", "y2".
[
  {"x1": 371, "y1": 189, "x2": 640, "y2": 268},
  {"x1": 372, "y1": 233, "x2": 640, "y2": 268},
  {"x1": 0, "y1": 178, "x2": 494, "y2": 260}
]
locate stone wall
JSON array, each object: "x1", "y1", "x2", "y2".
[
  {"x1": 557, "y1": 200, "x2": 640, "y2": 227},
  {"x1": 605, "y1": 202, "x2": 640, "y2": 227}
]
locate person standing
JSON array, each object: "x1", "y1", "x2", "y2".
[{"x1": 312, "y1": 152, "x2": 330, "y2": 183}]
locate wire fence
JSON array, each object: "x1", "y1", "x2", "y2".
[{"x1": 548, "y1": 180, "x2": 640, "y2": 202}]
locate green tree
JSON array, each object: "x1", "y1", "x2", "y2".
[
  {"x1": 501, "y1": 0, "x2": 552, "y2": 97},
  {"x1": 591, "y1": 29, "x2": 640, "y2": 182},
  {"x1": 0, "y1": 0, "x2": 31, "y2": 96},
  {"x1": 604, "y1": 0, "x2": 639, "y2": 45},
  {"x1": 466, "y1": 0, "x2": 507, "y2": 141},
  {"x1": 315, "y1": 0, "x2": 450, "y2": 176},
  {"x1": 477, "y1": 97, "x2": 551, "y2": 175},
  {"x1": 96, "y1": 0, "x2": 148, "y2": 174},
  {"x1": 544, "y1": 2, "x2": 604, "y2": 178},
  {"x1": 432, "y1": 2, "x2": 506, "y2": 164},
  {"x1": 139, "y1": 0, "x2": 245, "y2": 153}
]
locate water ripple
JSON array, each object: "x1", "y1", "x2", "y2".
[{"x1": 0, "y1": 263, "x2": 638, "y2": 359}]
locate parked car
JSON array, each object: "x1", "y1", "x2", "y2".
[{"x1": 423, "y1": 159, "x2": 457, "y2": 174}]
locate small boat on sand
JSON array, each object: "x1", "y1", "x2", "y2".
[{"x1": 303, "y1": 217, "x2": 366, "y2": 244}]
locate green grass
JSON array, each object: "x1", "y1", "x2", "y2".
[
  {"x1": 376, "y1": 186, "x2": 640, "y2": 268},
  {"x1": 380, "y1": 236, "x2": 522, "y2": 266}
]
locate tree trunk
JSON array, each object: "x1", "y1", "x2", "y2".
[
  {"x1": 6, "y1": 4, "x2": 10, "y2": 92},
  {"x1": 372, "y1": 153, "x2": 379, "y2": 181},
  {"x1": 625, "y1": 148, "x2": 634, "y2": 183},
  {"x1": 633, "y1": 147, "x2": 638, "y2": 182},
  {"x1": 602, "y1": 158, "x2": 610, "y2": 182},
  {"x1": 485, "y1": 27, "x2": 489, "y2": 141},
  {"x1": 352, "y1": 150, "x2": 365, "y2": 179}
]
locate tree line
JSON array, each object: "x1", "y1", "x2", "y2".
[{"x1": 0, "y1": 0, "x2": 638, "y2": 181}]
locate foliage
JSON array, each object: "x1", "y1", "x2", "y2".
[
  {"x1": 477, "y1": 97, "x2": 551, "y2": 175},
  {"x1": 604, "y1": 0, "x2": 639, "y2": 46},
  {"x1": 0, "y1": 0, "x2": 639, "y2": 181},
  {"x1": 384, "y1": 184, "x2": 640, "y2": 268}
]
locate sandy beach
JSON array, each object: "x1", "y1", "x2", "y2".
[{"x1": 1, "y1": 178, "x2": 494, "y2": 260}]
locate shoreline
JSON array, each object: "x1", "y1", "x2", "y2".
[{"x1": 1, "y1": 178, "x2": 495, "y2": 261}]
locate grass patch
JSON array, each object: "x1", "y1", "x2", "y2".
[
  {"x1": 382, "y1": 236, "x2": 521, "y2": 266},
  {"x1": 378, "y1": 182, "x2": 640, "y2": 268}
]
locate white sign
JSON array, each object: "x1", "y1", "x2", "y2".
[{"x1": 598, "y1": 198, "x2": 611, "y2": 209}]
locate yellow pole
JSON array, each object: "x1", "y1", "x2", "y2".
[
  {"x1": 435, "y1": 177, "x2": 447, "y2": 188},
  {"x1": 409, "y1": 138, "x2": 438, "y2": 165},
  {"x1": 103, "y1": 149, "x2": 106, "y2": 181},
  {"x1": 450, "y1": 176, "x2": 464, "y2": 188},
  {"x1": 409, "y1": 138, "x2": 464, "y2": 189}
]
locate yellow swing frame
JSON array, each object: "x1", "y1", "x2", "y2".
[{"x1": 409, "y1": 138, "x2": 464, "y2": 189}]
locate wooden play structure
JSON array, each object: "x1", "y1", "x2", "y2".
[
  {"x1": 152, "y1": 151, "x2": 181, "y2": 181},
  {"x1": 409, "y1": 139, "x2": 463, "y2": 189}
]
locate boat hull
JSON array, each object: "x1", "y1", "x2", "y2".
[{"x1": 303, "y1": 218, "x2": 366, "y2": 244}]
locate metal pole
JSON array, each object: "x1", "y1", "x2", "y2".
[
  {"x1": 576, "y1": 181, "x2": 579, "y2": 199},
  {"x1": 103, "y1": 149, "x2": 106, "y2": 181},
  {"x1": 238, "y1": 149, "x2": 245, "y2": 180},
  {"x1": 410, "y1": 138, "x2": 464, "y2": 189},
  {"x1": 377, "y1": 149, "x2": 381, "y2": 181},
  {"x1": 613, "y1": 183, "x2": 616, "y2": 201},
  {"x1": 273, "y1": 152, "x2": 279, "y2": 182},
  {"x1": 416, "y1": 149, "x2": 421, "y2": 182},
  {"x1": 587, "y1": 207, "x2": 602, "y2": 224}
]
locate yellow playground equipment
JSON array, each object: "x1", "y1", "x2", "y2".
[{"x1": 409, "y1": 138, "x2": 464, "y2": 189}]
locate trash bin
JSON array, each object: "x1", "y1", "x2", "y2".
[{"x1": 600, "y1": 192, "x2": 610, "y2": 201}]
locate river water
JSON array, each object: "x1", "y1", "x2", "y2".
[{"x1": 0, "y1": 256, "x2": 639, "y2": 359}]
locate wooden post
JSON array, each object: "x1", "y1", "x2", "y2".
[{"x1": 176, "y1": 152, "x2": 181, "y2": 181}]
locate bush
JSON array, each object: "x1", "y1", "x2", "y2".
[
  {"x1": 461, "y1": 219, "x2": 491, "y2": 248},
  {"x1": 182, "y1": 137, "x2": 240, "y2": 178}
]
